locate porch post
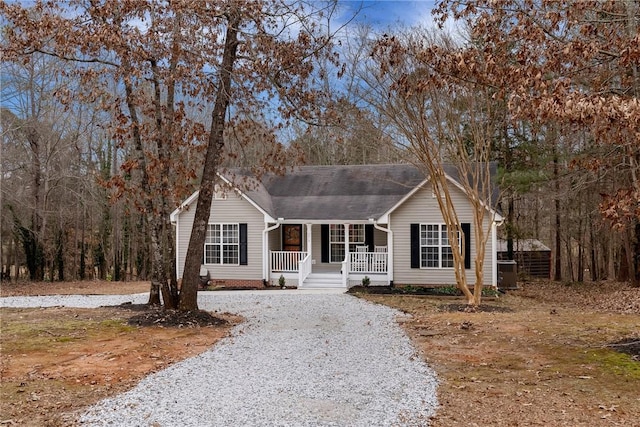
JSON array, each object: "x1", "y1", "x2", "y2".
[
  {"x1": 306, "y1": 223, "x2": 312, "y2": 259},
  {"x1": 263, "y1": 222, "x2": 281, "y2": 284},
  {"x1": 344, "y1": 223, "x2": 350, "y2": 265},
  {"x1": 263, "y1": 223, "x2": 268, "y2": 282},
  {"x1": 388, "y1": 229, "x2": 394, "y2": 284},
  {"x1": 491, "y1": 221, "x2": 498, "y2": 287}
]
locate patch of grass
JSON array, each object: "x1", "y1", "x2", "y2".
[
  {"x1": 98, "y1": 318, "x2": 136, "y2": 333},
  {"x1": 1, "y1": 312, "x2": 136, "y2": 353},
  {"x1": 583, "y1": 349, "x2": 640, "y2": 379},
  {"x1": 55, "y1": 336, "x2": 78, "y2": 343}
]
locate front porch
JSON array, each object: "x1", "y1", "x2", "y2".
[{"x1": 269, "y1": 249, "x2": 390, "y2": 288}]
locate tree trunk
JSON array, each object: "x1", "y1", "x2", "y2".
[
  {"x1": 553, "y1": 152, "x2": 562, "y2": 281},
  {"x1": 119, "y1": 63, "x2": 168, "y2": 307},
  {"x1": 590, "y1": 221, "x2": 598, "y2": 281},
  {"x1": 577, "y1": 212, "x2": 584, "y2": 282},
  {"x1": 180, "y1": 11, "x2": 241, "y2": 312},
  {"x1": 80, "y1": 207, "x2": 86, "y2": 280},
  {"x1": 150, "y1": 55, "x2": 180, "y2": 308},
  {"x1": 507, "y1": 196, "x2": 514, "y2": 260},
  {"x1": 632, "y1": 221, "x2": 640, "y2": 287},
  {"x1": 27, "y1": 126, "x2": 45, "y2": 281}
]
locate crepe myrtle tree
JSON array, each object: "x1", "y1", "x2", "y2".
[
  {"x1": 371, "y1": 30, "x2": 504, "y2": 306},
  {"x1": 2, "y1": 0, "x2": 348, "y2": 310}
]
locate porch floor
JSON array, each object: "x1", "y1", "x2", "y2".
[{"x1": 311, "y1": 263, "x2": 342, "y2": 274}]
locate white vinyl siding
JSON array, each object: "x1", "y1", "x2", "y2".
[
  {"x1": 312, "y1": 225, "x2": 322, "y2": 263},
  {"x1": 391, "y1": 184, "x2": 494, "y2": 286},
  {"x1": 268, "y1": 225, "x2": 281, "y2": 252},
  {"x1": 374, "y1": 227, "x2": 387, "y2": 247},
  {"x1": 175, "y1": 192, "x2": 264, "y2": 280}
]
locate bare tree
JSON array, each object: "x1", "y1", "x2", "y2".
[
  {"x1": 2, "y1": 0, "x2": 348, "y2": 310},
  {"x1": 431, "y1": 0, "x2": 640, "y2": 285}
]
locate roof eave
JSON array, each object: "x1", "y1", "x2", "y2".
[
  {"x1": 170, "y1": 190, "x2": 199, "y2": 223},
  {"x1": 377, "y1": 173, "x2": 503, "y2": 223},
  {"x1": 169, "y1": 172, "x2": 277, "y2": 224},
  {"x1": 217, "y1": 173, "x2": 276, "y2": 223}
]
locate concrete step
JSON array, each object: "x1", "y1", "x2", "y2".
[{"x1": 300, "y1": 273, "x2": 345, "y2": 289}]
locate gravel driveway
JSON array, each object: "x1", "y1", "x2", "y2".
[{"x1": 1, "y1": 291, "x2": 438, "y2": 426}]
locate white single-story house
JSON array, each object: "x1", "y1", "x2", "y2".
[{"x1": 170, "y1": 164, "x2": 503, "y2": 289}]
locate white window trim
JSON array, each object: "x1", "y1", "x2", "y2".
[
  {"x1": 204, "y1": 223, "x2": 240, "y2": 266},
  {"x1": 329, "y1": 224, "x2": 366, "y2": 263},
  {"x1": 348, "y1": 224, "x2": 365, "y2": 251},
  {"x1": 329, "y1": 224, "x2": 345, "y2": 264},
  {"x1": 420, "y1": 223, "x2": 460, "y2": 269}
]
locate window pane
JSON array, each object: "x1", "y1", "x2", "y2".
[
  {"x1": 442, "y1": 247, "x2": 454, "y2": 268},
  {"x1": 421, "y1": 247, "x2": 439, "y2": 268},
  {"x1": 440, "y1": 226, "x2": 460, "y2": 248},
  {"x1": 205, "y1": 245, "x2": 220, "y2": 264},
  {"x1": 330, "y1": 224, "x2": 344, "y2": 242},
  {"x1": 426, "y1": 225, "x2": 439, "y2": 246},
  {"x1": 223, "y1": 244, "x2": 238, "y2": 264},
  {"x1": 223, "y1": 224, "x2": 238, "y2": 244},
  {"x1": 330, "y1": 243, "x2": 344, "y2": 263},
  {"x1": 349, "y1": 224, "x2": 364, "y2": 243},
  {"x1": 441, "y1": 225, "x2": 449, "y2": 246},
  {"x1": 206, "y1": 224, "x2": 220, "y2": 244}
]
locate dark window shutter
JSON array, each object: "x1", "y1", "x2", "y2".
[
  {"x1": 239, "y1": 223, "x2": 248, "y2": 265},
  {"x1": 365, "y1": 224, "x2": 374, "y2": 251},
  {"x1": 461, "y1": 223, "x2": 471, "y2": 269},
  {"x1": 321, "y1": 224, "x2": 329, "y2": 263},
  {"x1": 410, "y1": 223, "x2": 420, "y2": 269}
]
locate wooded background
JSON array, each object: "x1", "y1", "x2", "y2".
[{"x1": 2, "y1": 0, "x2": 639, "y2": 286}]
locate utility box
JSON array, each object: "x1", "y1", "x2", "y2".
[
  {"x1": 199, "y1": 266, "x2": 210, "y2": 289},
  {"x1": 497, "y1": 260, "x2": 518, "y2": 290}
]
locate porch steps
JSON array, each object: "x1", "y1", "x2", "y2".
[{"x1": 300, "y1": 273, "x2": 345, "y2": 289}]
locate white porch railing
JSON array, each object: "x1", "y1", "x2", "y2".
[
  {"x1": 341, "y1": 259, "x2": 349, "y2": 287},
  {"x1": 271, "y1": 251, "x2": 307, "y2": 273},
  {"x1": 349, "y1": 252, "x2": 388, "y2": 274},
  {"x1": 298, "y1": 253, "x2": 312, "y2": 286}
]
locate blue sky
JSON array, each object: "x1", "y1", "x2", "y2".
[{"x1": 340, "y1": 1, "x2": 439, "y2": 29}]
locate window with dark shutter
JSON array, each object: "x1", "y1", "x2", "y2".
[
  {"x1": 365, "y1": 224, "x2": 374, "y2": 252},
  {"x1": 239, "y1": 223, "x2": 248, "y2": 265},
  {"x1": 414, "y1": 223, "x2": 467, "y2": 269},
  {"x1": 321, "y1": 224, "x2": 329, "y2": 263},
  {"x1": 410, "y1": 223, "x2": 420, "y2": 269},
  {"x1": 461, "y1": 223, "x2": 471, "y2": 269}
]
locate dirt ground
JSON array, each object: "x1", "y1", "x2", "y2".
[
  {"x1": 1, "y1": 280, "x2": 639, "y2": 426},
  {"x1": 0, "y1": 281, "x2": 240, "y2": 426},
  {"x1": 360, "y1": 281, "x2": 640, "y2": 427},
  {"x1": 0, "y1": 280, "x2": 150, "y2": 297}
]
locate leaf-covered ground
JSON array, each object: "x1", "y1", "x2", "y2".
[
  {"x1": 359, "y1": 280, "x2": 640, "y2": 426},
  {"x1": 1, "y1": 279, "x2": 638, "y2": 426}
]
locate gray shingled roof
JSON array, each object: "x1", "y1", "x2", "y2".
[
  {"x1": 227, "y1": 164, "x2": 425, "y2": 221},
  {"x1": 223, "y1": 163, "x2": 499, "y2": 221}
]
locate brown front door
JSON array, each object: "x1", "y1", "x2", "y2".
[{"x1": 282, "y1": 224, "x2": 303, "y2": 252}]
